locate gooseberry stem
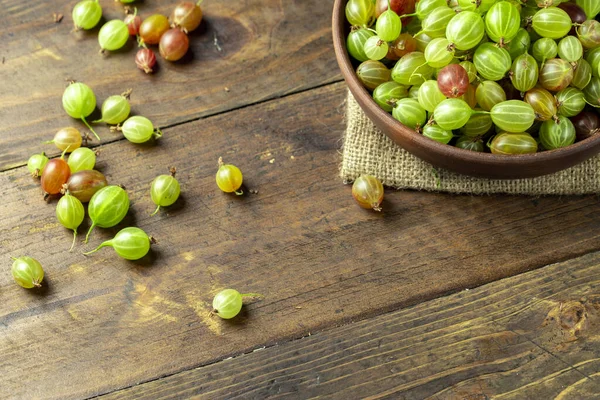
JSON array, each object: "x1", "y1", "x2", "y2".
[
  {"x1": 154, "y1": 129, "x2": 163, "y2": 139},
  {"x1": 150, "y1": 204, "x2": 161, "y2": 216},
  {"x1": 81, "y1": 117, "x2": 100, "y2": 140},
  {"x1": 69, "y1": 231, "x2": 78, "y2": 252},
  {"x1": 83, "y1": 240, "x2": 113, "y2": 255},
  {"x1": 235, "y1": 189, "x2": 244, "y2": 196},
  {"x1": 196, "y1": 0, "x2": 204, "y2": 5},
  {"x1": 84, "y1": 222, "x2": 96, "y2": 243}
]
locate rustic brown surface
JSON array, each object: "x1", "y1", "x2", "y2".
[
  {"x1": 3, "y1": 1, "x2": 600, "y2": 400},
  {"x1": 101, "y1": 251, "x2": 600, "y2": 400},
  {"x1": 0, "y1": 0, "x2": 340, "y2": 171},
  {"x1": 3, "y1": 82, "x2": 600, "y2": 399}
]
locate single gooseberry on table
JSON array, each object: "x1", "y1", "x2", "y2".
[
  {"x1": 94, "y1": 90, "x2": 132, "y2": 125},
  {"x1": 84, "y1": 227, "x2": 153, "y2": 260},
  {"x1": 352, "y1": 175, "x2": 384, "y2": 212},
  {"x1": 72, "y1": 0, "x2": 102, "y2": 30},
  {"x1": 150, "y1": 167, "x2": 181, "y2": 216},
  {"x1": 11, "y1": 256, "x2": 44, "y2": 289},
  {"x1": 98, "y1": 20, "x2": 130, "y2": 53},
  {"x1": 211, "y1": 289, "x2": 263, "y2": 319},
  {"x1": 116, "y1": 116, "x2": 163, "y2": 143},
  {"x1": 86, "y1": 185, "x2": 130, "y2": 243},
  {"x1": 56, "y1": 189, "x2": 85, "y2": 251},
  {"x1": 62, "y1": 82, "x2": 99, "y2": 140},
  {"x1": 45, "y1": 127, "x2": 82, "y2": 152},
  {"x1": 159, "y1": 28, "x2": 190, "y2": 61},
  {"x1": 64, "y1": 170, "x2": 108, "y2": 202},
  {"x1": 170, "y1": 1, "x2": 204, "y2": 33},
  {"x1": 139, "y1": 14, "x2": 170, "y2": 45},
  {"x1": 67, "y1": 147, "x2": 97, "y2": 173},
  {"x1": 27, "y1": 152, "x2": 49, "y2": 177},
  {"x1": 216, "y1": 157, "x2": 243, "y2": 195},
  {"x1": 41, "y1": 148, "x2": 71, "y2": 197},
  {"x1": 136, "y1": 48, "x2": 157, "y2": 74}
]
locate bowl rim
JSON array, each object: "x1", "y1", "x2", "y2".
[{"x1": 332, "y1": 0, "x2": 600, "y2": 179}]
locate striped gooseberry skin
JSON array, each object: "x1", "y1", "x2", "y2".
[
  {"x1": 524, "y1": 87, "x2": 558, "y2": 122},
  {"x1": 419, "y1": 6, "x2": 456, "y2": 38},
  {"x1": 490, "y1": 132, "x2": 538, "y2": 155},
  {"x1": 539, "y1": 117, "x2": 576, "y2": 150},
  {"x1": 539, "y1": 58, "x2": 574, "y2": 92},
  {"x1": 437, "y1": 64, "x2": 469, "y2": 98},
  {"x1": 41, "y1": 158, "x2": 71, "y2": 195},
  {"x1": 345, "y1": 0, "x2": 375, "y2": 27},
  {"x1": 418, "y1": 80, "x2": 446, "y2": 112},
  {"x1": 415, "y1": 0, "x2": 446, "y2": 20},
  {"x1": 459, "y1": 61, "x2": 477, "y2": 83},
  {"x1": 490, "y1": 100, "x2": 536, "y2": 133},
  {"x1": 555, "y1": 87, "x2": 586, "y2": 117},
  {"x1": 363, "y1": 36, "x2": 389, "y2": 60},
  {"x1": 531, "y1": 7, "x2": 572, "y2": 39},
  {"x1": 473, "y1": 43, "x2": 511, "y2": 81},
  {"x1": 557, "y1": 36, "x2": 583, "y2": 63},
  {"x1": 433, "y1": 98, "x2": 473, "y2": 131},
  {"x1": 457, "y1": 0, "x2": 495, "y2": 14},
  {"x1": 375, "y1": 9, "x2": 402, "y2": 42},
  {"x1": 356, "y1": 60, "x2": 390, "y2": 90},
  {"x1": 373, "y1": 81, "x2": 409, "y2": 112},
  {"x1": 575, "y1": 0, "x2": 600, "y2": 20},
  {"x1": 347, "y1": 28, "x2": 375, "y2": 62},
  {"x1": 460, "y1": 83, "x2": 477, "y2": 109},
  {"x1": 532, "y1": 37, "x2": 558, "y2": 64},
  {"x1": 424, "y1": 38, "x2": 454, "y2": 68},
  {"x1": 586, "y1": 47, "x2": 600, "y2": 78},
  {"x1": 88, "y1": 185, "x2": 130, "y2": 229},
  {"x1": 352, "y1": 175, "x2": 384, "y2": 211},
  {"x1": 65, "y1": 170, "x2": 108, "y2": 202},
  {"x1": 577, "y1": 20, "x2": 600, "y2": 49},
  {"x1": 475, "y1": 80, "x2": 506, "y2": 112},
  {"x1": 414, "y1": 32, "x2": 433, "y2": 53},
  {"x1": 460, "y1": 112, "x2": 493, "y2": 137},
  {"x1": 572, "y1": 59, "x2": 592, "y2": 89},
  {"x1": 446, "y1": 11, "x2": 484, "y2": 51},
  {"x1": 583, "y1": 76, "x2": 600, "y2": 106},
  {"x1": 391, "y1": 98, "x2": 427, "y2": 130},
  {"x1": 388, "y1": 33, "x2": 417, "y2": 59},
  {"x1": 484, "y1": 1, "x2": 520, "y2": 45},
  {"x1": 509, "y1": 52, "x2": 538, "y2": 93},
  {"x1": 455, "y1": 136, "x2": 484, "y2": 152},
  {"x1": 391, "y1": 51, "x2": 434, "y2": 86},
  {"x1": 422, "y1": 124, "x2": 453, "y2": 144},
  {"x1": 505, "y1": 28, "x2": 531, "y2": 60}
]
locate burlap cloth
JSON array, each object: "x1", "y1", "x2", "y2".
[{"x1": 340, "y1": 91, "x2": 600, "y2": 195}]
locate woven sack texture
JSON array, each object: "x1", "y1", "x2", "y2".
[{"x1": 340, "y1": 91, "x2": 600, "y2": 195}]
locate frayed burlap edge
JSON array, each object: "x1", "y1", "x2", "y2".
[{"x1": 340, "y1": 91, "x2": 600, "y2": 196}]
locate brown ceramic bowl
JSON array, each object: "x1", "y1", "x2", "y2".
[{"x1": 332, "y1": 0, "x2": 600, "y2": 179}]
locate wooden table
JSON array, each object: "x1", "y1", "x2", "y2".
[{"x1": 2, "y1": 1, "x2": 600, "y2": 399}]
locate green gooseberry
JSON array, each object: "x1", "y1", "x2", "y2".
[{"x1": 84, "y1": 227, "x2": 152, "y2": 260}]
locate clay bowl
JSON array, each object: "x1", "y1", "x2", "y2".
[{"x1": 332, "y1": 0, "x2": 600, "y2": 179}]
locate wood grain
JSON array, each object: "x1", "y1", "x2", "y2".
[
  {"x1": 101, "y1": 252, "x2": 600, "y2": 400},
  {"x1": 0, "y1": 0, "x2": 340, "y2": 171},
  {"x1": 3, "y1": 82, "x2": 600, "y2": 399}
]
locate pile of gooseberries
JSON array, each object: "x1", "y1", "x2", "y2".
[
  {"x1": 346, "y1": 0, "x2": 600, "y2": 155},
  {"x1": 71, "y1": 0, "x2": 205, "y2": 72},
  {"x1": 14, "y1": 2, "x2": 264, "y2": 322}
]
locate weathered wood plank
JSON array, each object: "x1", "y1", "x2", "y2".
[
  {"x1": 0, "y1": 0, "x2": 340, "y2": 171},
  {"x1": 2, "y1": 83, "x2": 600, "y2": 399},
  {"x1": 100, "y1": 252, "x2": 600, "y2": 400}
]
